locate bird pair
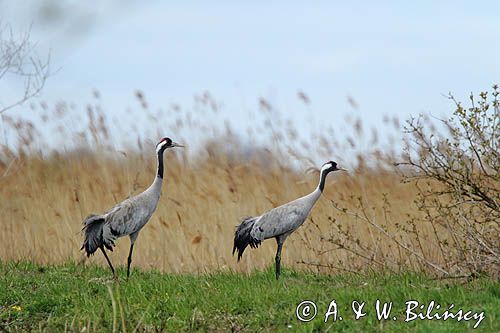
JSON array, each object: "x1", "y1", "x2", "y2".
[{"x1": 82, "y1": 137, "x2": 345, "y2": 279}]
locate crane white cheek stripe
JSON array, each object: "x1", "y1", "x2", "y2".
[
  {"x1": 320, "y1": 163, "x2": 333, "y2": 173},
  {"x1": 156, "y1": 141, "x2": 167, "y2": 153}
]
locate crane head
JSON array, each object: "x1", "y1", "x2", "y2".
[
  {"x1": 321, "y1": 161, "x2": 346, "y2": 173},
  {"x1": 156, "y1": 137, "x2": 184, "y2": 153}
]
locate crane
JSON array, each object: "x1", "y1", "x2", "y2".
[
  {"x1": 233, "y1": 161, "x2": 345, "y2": 279},
  {"x1": 81, "y1": 137, "x2": 183, "y2": 278}
]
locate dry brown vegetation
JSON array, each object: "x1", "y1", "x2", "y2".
[{"x1": 0, "y1": 89, "x2": 498, "y2": 277}]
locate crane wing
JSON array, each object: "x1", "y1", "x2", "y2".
[
  {"x1": 250, "y1": 202, "x2": 309, "y2": 241},
  {"x1": 101, "y1": 199, "x2": 146, "y2": 241}
]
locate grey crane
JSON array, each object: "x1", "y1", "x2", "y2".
[
  {"x1": 233, "y1": 161, "x2": 345, "y2": 279},
  {"x1": 81, "y1": 137, "x2": 183, "y2": 278}
]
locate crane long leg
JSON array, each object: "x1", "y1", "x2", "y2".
[
  {"x1": 275, "y1": 237, "x2": 284, "y2": 280},
  {"x1": 126, "y1": 243, "x2": 134, "y2": 279},
  {"x1": 100, "y1": 246, "x2": 116, "y2": 278}
]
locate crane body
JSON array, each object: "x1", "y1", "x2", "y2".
[
  {"x1": 81, "y1": 137, "x2": 183, "y2": 278},
  {"x1": 233, "y1": 161, "x2": 345, "y2": 279}
]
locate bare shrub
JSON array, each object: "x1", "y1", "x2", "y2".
[
  {"x1": 398, "y1": 85, "x2": 499, "y2": 277},
  {"x1": 299, "y1": 86, "x2": 499, "y2": 278}
]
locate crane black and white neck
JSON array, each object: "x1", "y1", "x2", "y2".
[
  {"x1": 233, "y1": 161, "x2": 345, "y2": 279},
  {"x1": 81, "y1": 137, "x2": 184, "y2": 279}
]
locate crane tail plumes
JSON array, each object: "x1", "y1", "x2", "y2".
[
  {"x1": 81, "y1": 214, "x2": 113, "y2": 257},
  {"x1": 233, "y1": 216, "x2": 261, "y2": 261}
]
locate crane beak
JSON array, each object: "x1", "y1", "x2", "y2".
[
  {"x1": 170, "y1": 141, "x2": 184, "y2": 148},
  {"x1": 337, "y1": 167, "x2": 347, "y2": 172}
]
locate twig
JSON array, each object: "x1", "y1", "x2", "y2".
[{"x1": 332, "y1": 200, "x2": 450, "y2": 275}]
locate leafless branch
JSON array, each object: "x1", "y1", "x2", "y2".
[
  {"x1": 0, "y1": 23, "x2": 51, "y2": 114},
  {"x1": 331, "y1": 199, "x2": 450, "y2": 275}
]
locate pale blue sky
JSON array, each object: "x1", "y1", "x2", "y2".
[{"x1": 1, "y1": 1, "x2": 499, "y2": 155}]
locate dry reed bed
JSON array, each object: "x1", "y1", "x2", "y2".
[
  {"x1": 0, "y1": 149, "x2": 441, "y2": 275},
  {"x1": 1, "y1": 91, "x2": 474, "y2": 275}
]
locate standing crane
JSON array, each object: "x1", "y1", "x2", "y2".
[
  {"x1": 81, "y1": 137, "x2": 183, "y2": 278},
  {"x1": 233, "y1": 161, "x2": 345, "y2": 279}
]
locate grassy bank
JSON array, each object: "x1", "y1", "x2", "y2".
[{"x1": 1, "y1": 262, "x2": 498, "y2": 332}]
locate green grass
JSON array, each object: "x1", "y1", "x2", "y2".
[{"x1": 0, "y1": 262, "x2": 498, "y2": 332}]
